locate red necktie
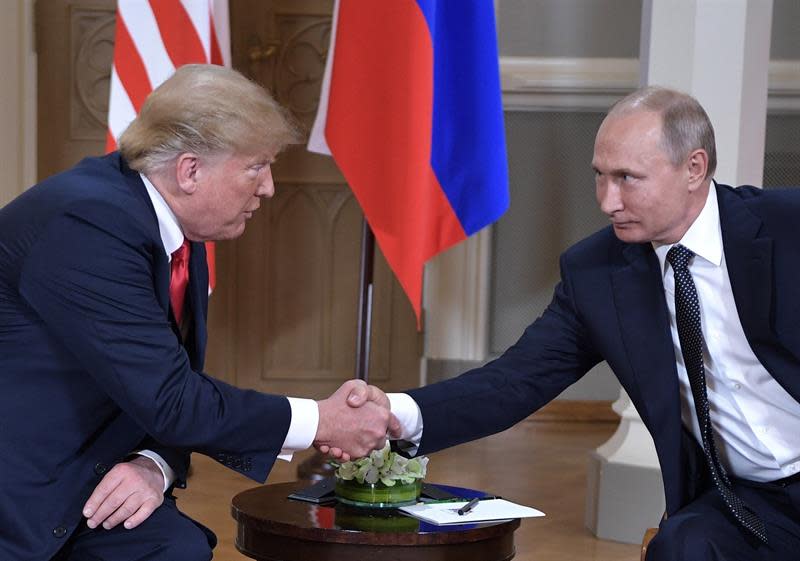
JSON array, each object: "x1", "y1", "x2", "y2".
[{"x1": 170, "y1": 240, "x2": 190, "y2": 326}]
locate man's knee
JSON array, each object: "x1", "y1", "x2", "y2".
[
  {"x1": 646, "y1": 515, "x2": 715, "y2": 561},
  {"x1": 148, "y1": 501, "x2": 215, "y2": 561},
  {"x1": 159, "y1": 523, "x2": 213, "y2": 561}
]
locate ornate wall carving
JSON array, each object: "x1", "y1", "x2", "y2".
[{"x1": 70, "y1": 7, "x2": 115, "y2": 140}]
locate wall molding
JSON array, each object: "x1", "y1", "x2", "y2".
[
  {"x1": 501, "y1": 57, "x2": 638, "y2": 111},
  {"x1": 769, "y1": 59, "x2": 800, "y2": 113},
  {"x1": 501, "y1": 56, "x2": 800, "y2": 113}
]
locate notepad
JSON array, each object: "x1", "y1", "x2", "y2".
[{"x1": 399, "y1": 498, "x2": 545, "y2": 525}]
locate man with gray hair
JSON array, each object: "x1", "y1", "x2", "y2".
[
  {"x1": 0, "y1": 64, "x2": 395, "y2": 561},
  {"x1": 342, "y1": 86, "x2": 800, "y2": 560}
]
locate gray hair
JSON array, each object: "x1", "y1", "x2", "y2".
[
  {"x1": 119, "y1": 64, "x2": 303, "y2": 174},
  {"x1": 608, "y1": 86, "x2": 717, "y2": 179}
]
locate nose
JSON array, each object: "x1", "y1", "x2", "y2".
[
  {"x1": 597, "y1": 177, "x2": 623, "y2": 216},
  {"x1": 257, "y1": 165, "x2": 275, "y2": 198}
]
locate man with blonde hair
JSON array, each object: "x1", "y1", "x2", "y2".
[{"x1": 0, "y1": 64, "x2": 394, "y2": 561}]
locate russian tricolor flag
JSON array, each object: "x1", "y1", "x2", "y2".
[{"x1": 310, "y1": 0, "x2": 509, "y2": 324}]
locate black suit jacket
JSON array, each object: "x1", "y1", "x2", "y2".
[
  {"x1": 408, "y1": 183, "x2": 800, "y2": 516},
  {"x1": 0, "y1": 154, "x2": 291, "y2": 561}
]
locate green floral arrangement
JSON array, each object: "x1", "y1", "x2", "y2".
[{"x1": 335, "y1": 442, "x2": 429, "y2": 486}]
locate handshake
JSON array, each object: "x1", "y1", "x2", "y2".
[{"x1": 313, "y1": 380, "x2": 402, "y2": 462}]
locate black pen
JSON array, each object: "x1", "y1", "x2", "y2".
[{"x1": 457, "y1": 497, "x2": 481, "y2": 515}]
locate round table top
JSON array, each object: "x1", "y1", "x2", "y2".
[{"x1": 231, "y1": 481, "x2": 521, "y2": 547}]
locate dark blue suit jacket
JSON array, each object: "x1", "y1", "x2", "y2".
[
  {"x1": 408, "y1": 183, "x2": 800, "y2": 517},
  {"x1": 0, "y1": 154, "x2": 291, "y2": 561}
]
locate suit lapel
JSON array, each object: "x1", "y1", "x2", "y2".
[
  {"x1": 611, "y1": 243, "x2": 681, "y2": 434},
  {"x1": 612, "y1": 242, "x2": 687, "y2": 509},
  {"x1": 117, "y1": 153, "x2": 172, "y2": 314},
  {"x1": 117, "y1": 152, "x2": 209, "y2": 369},
  {"x1": 717, "y1": 185, "x2": 773, "y2": 344},
  {"x1": 187, "y1": 241, "x2": 209, "y2": 370}
]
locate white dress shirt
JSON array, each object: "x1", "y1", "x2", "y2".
[
  {"x1": 391, "y1": 183, "x2": 800, "y2": 482},
  {"x1": 653, "y1": 182, "x2": 800, "y2": 482},
  {"x1": 139, "y1": 175, "x2": 317, "y2": 490}
]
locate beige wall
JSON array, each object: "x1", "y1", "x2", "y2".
[{"x1": 0, "y1": 0, "x2": 36, "y2": 208}]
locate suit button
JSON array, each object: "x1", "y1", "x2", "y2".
[
  {"x1": 53, "y1": 526, "x2": 68, "y2": 538},
  {"x1": 94, "y1": 462, "x2": 108, "y2": 475}
]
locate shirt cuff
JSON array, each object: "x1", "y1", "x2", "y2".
[
  {"x1": 278, "y1": 397, "x2": 319, "y2": 462},
  {"x1": 134, "y1": 450, "x2": 175, "y2": 493},
  {"x1": 387, "y1": 393, "x2": 423, "y2": 454}
]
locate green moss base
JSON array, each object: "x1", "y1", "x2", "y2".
[{"x1": 334, "y1": 478, "x2": 422, "y2": 508}]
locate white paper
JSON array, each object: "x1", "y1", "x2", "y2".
[{"x1": 399, "y1": 499, "x2": 545, "y2": 525}]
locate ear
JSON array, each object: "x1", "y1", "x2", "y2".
[
  {"x1": 686, "y1": 148, "x2": 709, "y2": 192},
  {"x1": 175, "y1": 153, "x2": 200, "y2": 195}
]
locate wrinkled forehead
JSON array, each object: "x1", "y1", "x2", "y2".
[
  {"x1": 592, "y1": 111, "x2": 667, "y2": 167},
  {"x1": 596, "y1": 111, "x2": 665, "y2": 149}
]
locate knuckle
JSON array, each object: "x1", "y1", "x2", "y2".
[
  {"x1": 114, "y1": 463, "x2": 133, "y2": 476},
  {"x1": 107, "y1": 495, "x2": 125, "y2": 510},
  {"x1": 140, "y1": 500, "x2": 157, "y2": 513}
]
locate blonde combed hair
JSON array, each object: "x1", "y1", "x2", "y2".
[{"x1": 119, "y1": 64, "x2": 303, "y2": 174}]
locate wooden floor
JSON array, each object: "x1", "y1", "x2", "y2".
[{"x1": 175, "y1": 420, "x2": 641, "y2": 560}]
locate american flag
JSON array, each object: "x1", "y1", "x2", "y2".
[{"x1": 106, "y1": 0, "x2": 231, "y2": 291}]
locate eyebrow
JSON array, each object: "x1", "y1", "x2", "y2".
[{"x1": 592, "y1": 165, "x2": 639, "y2": 177}]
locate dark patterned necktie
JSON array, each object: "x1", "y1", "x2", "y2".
[{"x1": 667, "y1": 244, "x2": 768, "y2": 544}]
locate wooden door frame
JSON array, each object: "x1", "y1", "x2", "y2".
[{"x1": 0, "y1": 0, "x2": 37, "y2": 204}]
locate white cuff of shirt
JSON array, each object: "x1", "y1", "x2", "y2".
[
  {"x1": 278, "y1": 397, "x2": 319, "y2": 462},
  {"x1": 387, "y1": 393, "x2": 423, "y2": 454},
  {"x1": 134, "y1": 450, "x2": 175, "y2": 493}
]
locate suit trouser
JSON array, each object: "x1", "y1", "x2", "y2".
[
  {"x1": 50, "y1": 497, "x2": 215, "y2": 561},
  {"x1": 646, "y1": 477, "x2": 800, "y2": 561}
]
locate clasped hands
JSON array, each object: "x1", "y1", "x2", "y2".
[{"x1": 314, "y1": 379, "x2": 400, "y2": 462}]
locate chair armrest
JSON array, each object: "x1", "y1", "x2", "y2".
[{"x1": 640, "y1": 527, "x2": 658, "y2": 561}]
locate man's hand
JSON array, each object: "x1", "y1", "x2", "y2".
[
  {"x1": 314, "y1": 380, "x2": 400, "y2": 462},
  {"x1": 82, "y1": 456, "x2": 165, "y2": 531}
]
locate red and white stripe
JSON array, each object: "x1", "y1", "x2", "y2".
[
  {"x1": 107, "y1": 0, "x2": 230, "y2": 150},
  {"x1": 107, "y1": 0, "x2": 230, "y2": 291}
]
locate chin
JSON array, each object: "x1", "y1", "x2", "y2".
[
  {"x1": 227, "y1": 223, "x2": 247, "y2": 239},
  {"x1": 612, "y1": 225, "x2": 648, "y2": 244}
]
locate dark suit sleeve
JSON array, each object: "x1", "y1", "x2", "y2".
[
  {"x1": 135, "y1": 436, "x2": 191, "y2": 489},
  {"x1": 18, "y1": 201, "x2": 290, "y2": 482},
  {"x1": 407, "y1": 253, "x2": 603, "y2": 455}
]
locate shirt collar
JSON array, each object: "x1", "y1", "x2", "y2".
[
  {"x1": 140, "y1": 173, "x2": 184, "y2": 259},
  {"x1": 652, "y1": 180, "x2": 722, "y2": 275}
]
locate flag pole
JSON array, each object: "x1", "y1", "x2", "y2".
[
  {"x1": 354, "y1": 219, "x2": 375, "y2": 382},
  {"x1": 297, "y1": 217, "x2": 375, "y2": 480}
]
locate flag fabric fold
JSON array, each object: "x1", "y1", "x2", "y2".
[
  {"x1": 309, "y1": 0, "x2": 509, "y2": 324},
  {"x1": 107, "y1": 0, "x2": 231, "y2": 292}
]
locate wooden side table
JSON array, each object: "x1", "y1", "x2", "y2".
[{"x1": 231, "y1": 481, "x2": 521, "y2": 561}]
